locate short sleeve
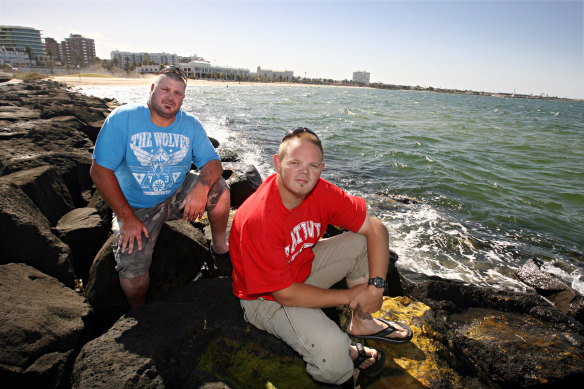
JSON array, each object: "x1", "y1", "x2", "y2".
[{"x1": 93, "y1": 106, "x2": 129, "y2": 170}]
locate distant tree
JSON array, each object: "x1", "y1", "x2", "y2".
[{"x1": 25, "y1": 46, "x2": 33, "y2": 65}]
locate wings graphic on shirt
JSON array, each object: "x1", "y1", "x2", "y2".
[{"x1": 130, "y1": 144, "x2": 188, "y2": 172}]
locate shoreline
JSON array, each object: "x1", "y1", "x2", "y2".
[
  {"x1": 49, "y1": 75, "x2": 582, "y2": 101},
  {"x1": 49, "y1": 75, "x2": 338, "y2": 88}
]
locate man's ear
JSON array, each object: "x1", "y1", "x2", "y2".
[{"x1": 273, "y1": 154, "x2": 280, "y2": 173}]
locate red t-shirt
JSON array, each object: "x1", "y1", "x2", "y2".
[{"x1": 229, "y1": 174, "x2": 367, "y2": 300}]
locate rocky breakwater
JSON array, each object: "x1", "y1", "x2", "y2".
[{"x1": 1, "y1": 80, "x2": 582, "y2": 388}]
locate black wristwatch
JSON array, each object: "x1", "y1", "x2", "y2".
[{"x1": 368, "y1": 277, "x2": 387, "y2": 289}]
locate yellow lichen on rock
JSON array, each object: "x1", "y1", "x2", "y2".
[{"x1": 360, "y1": 297, "x2": 467, "y2": 388}]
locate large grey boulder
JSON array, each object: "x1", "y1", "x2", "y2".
[
  {"x1": 72, "y1": 277, "x2": 308, "y2": 389},
  {"x1": 0, "y1": 181, "x2": 75, "y2": 287},
  {"x1": 516, "y1": 257, "x2": 584, "y2": 323},
  {"x1": 2, "y1": 165, "x2": 75, "y2": 226},
  {"x1": 399, "y1": 270, "x2": 584, "y2": 387},
  {"x1": 84, "y1": 219, "x2": 211, "y2": 327},
  {"x1": 0, "y1": 263, "x2": 91, "y2": 389},
  {"x1": 55, "y1": 207, "x2": 109, "y2": 284},
  {"x1": 222, "y1": 162, "x2": 263, "y2": 207}
]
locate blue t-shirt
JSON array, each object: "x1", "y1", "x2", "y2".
[{"x1": 93, "y1": 103, "x2": 220, "y2": 208}]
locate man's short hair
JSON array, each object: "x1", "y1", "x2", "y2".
[
  {"x1": 156, "y1": 65, "x2": 187, "y2": 87},
  {"x1": 279, "y1": 127, "x2": 323, "y2": 159}
]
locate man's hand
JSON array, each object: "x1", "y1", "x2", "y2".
[
  {"x1": 90, "y1": 161, "x2": 149, "y2": 254},
  {"x1": 180, "y1": 184, "x2": 208, "y2": 222},
  {"x1": 349, "y1": 285, "x2": 384, "y2": 314},
  {"x1": 119, "y1": 213, "x2": 149, "y2": 254}
]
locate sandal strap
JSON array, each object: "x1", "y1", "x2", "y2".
[{"x1": 353, "y1": 342, "x2": 369, "y2": 368}]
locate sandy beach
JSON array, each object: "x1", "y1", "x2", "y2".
[{"x1": 51, "y1": 75, "x2": 300, "y2": 88}]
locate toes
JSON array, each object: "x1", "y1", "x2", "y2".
[{"x1": 358, "y1": 347, "x2": 378, "y2": 369}]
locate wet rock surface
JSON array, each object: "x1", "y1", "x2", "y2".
[{"x1": 1, "y1": 80, "x2": 582, "y2": 388}]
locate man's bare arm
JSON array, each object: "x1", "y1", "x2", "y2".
[
  {"x1": 180, "y1": 159, "x2": 223, "y2": 221},
  {"x1": 272, "y1": 282, "x2": 366, "y2": 308},
  {"x1": 90, "y1": 160, "x2": 149, "y2": 253},
  {"x1": 350, "y1": 214, "x2": 389, "y2": 313}
]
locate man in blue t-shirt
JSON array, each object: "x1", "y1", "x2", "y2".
[{"x1": 91, "y1": 66, "x2": 230, "y2": 308}]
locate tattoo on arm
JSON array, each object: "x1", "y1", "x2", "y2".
[{"x1": 199, "y1": 177, "x2": 213, "y2": 188}]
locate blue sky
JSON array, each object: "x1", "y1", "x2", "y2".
[{"x1": 2, "y1": 0, "x2": 583, "y2": 98}]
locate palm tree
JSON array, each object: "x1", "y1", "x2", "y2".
[{"x1": 25, "y1": 46, "x2": 33, "y2": 66}]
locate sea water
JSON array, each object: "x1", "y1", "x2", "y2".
[{"x1": 80, "y1": 84, "x2": 584, "y2": 293}]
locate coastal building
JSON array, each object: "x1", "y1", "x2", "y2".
[
  {"x1": 0, "y1": 47, "x2": 31, "y2": 67},
  {"x1": 0, "y1": 25, "x2": 44, "y2": 65},
  {"x1": 44, "y1": 37, "x2": 61, "y2": 62},
  {"x1": 256, "y1": 66, "x2": 294, "y2": 82},
  {"x1": 111, "y1": 50, "x2": 179, "y2": 69},
  {"x1": 60, "y1": 34, "x2": 95, "y2": 66},
  {"x1": 136, "y1": 58, "x2": 250, "y2": 80},
  {"x1": 352, "y1": 70, "x2": 370, "y2": 86}
]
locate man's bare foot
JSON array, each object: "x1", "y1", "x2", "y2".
[
  {"x1": 351, "y1": 342, "x2": 386, "y2": 377},
  {"x1": 349, "y1": 318, "x2": 413, "y2": 344},
  {"x1": 350, "y1": 343, "x2": 379, "y2": 370}
]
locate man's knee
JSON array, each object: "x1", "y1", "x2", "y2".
[{"x1": 307, "y1": 340, "x2": 353, "y2": 385}]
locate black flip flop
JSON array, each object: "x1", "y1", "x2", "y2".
[
  {"x1": 349, "y1": 318, "x2": 413, "y2": 344},
  {"x1": 209, "y1": 246, "x2": 232, "y2": 276},
  {"x1": 353, "y1": 342, "x2": 385, "y2": 378}
]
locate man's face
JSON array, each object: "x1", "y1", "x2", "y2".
[
  {"x1": 274, "y1": 139, "x2": 324, "y2": 202},
  {"x1": 148, "y1": 75, "x2": 186, "y2": 120}
]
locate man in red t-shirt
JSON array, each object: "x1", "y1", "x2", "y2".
[{"x1": 229, "y1": 128, "x2": 412, "y2": 387}]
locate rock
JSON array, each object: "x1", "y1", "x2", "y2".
[
  {"x1": 55, "y1": 207, "x2": 109, "y2": 284},
  {"x1": 448, "y1": 307, "x2": 584, "y2": 388},
  {"x1": 72, "y1": 277, "x2": 312, "y2": 389},
  {"x1": 516, "y1": 258, "x2": 584, "y2": 323},
  {"x1": 397, "y1": 271, "x2": 584, "y2": 387},
  {"x1": 2, "y1": 151, "x2": 93, "y2": 208},
  {"x1": 0, "y1": 263, "x2": 91, "y2": 389},
  {"x1": 40, "y1": 102, "x2": 108, "y2": 143},
  {"x1": 222, "y1": 162, "x2": 263, "y2": 207},
  {"x1": 1, "y1": 165, "x2": 75, "y2": 226},
  {"x1": 84, "y1": 219, "x2": 211, "y2": 329},
  {"x1": 217, "y1": 146, "x2": 240, "y2": 162},
  {"x1": 0, "y1": 181, "x2": 75, "y2": 287},
  {"x1": 87, "y1": 188, "x2": 112, "y2": 225},
  {"x1": 208, "y1": 136, "x2": 220, "y2": 148},
  {"x1": 0, "y1": 80, "x2": 105, "y2": 208}
]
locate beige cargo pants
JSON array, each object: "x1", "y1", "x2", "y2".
[{"x1": 240, "y1": 232, "x2": 369, "y2": 385}]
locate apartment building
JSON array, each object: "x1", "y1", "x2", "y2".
[
  {"x1": 0, "y1": 25, "x2": 44, "y2": 65},
  {"x1": 352, "y1": 70, "x2": 370, "y2": 85},
  {"x1": 44, "y1": 37, "x2": 61, "y2": 61},
  {"x1": 61, "y1": 34, "x2": 96, "y2": 66}
]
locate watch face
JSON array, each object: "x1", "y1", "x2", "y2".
[{"x1": 370, "y1": 277, "x2": 385, "y2": 288}]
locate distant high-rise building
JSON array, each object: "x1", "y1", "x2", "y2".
[
  {"x1": 44, "y1": 37, "x2": 61, "y2": 61},
  {"x1": 0, "y1": 25, "x2": 44, "y2": 64},
  {"x1": 352, "y1": 70, "x2": 370, "y2": 85},
  {"x1": 61, "y1": 34, "x2": 96, "y2": 66}
]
